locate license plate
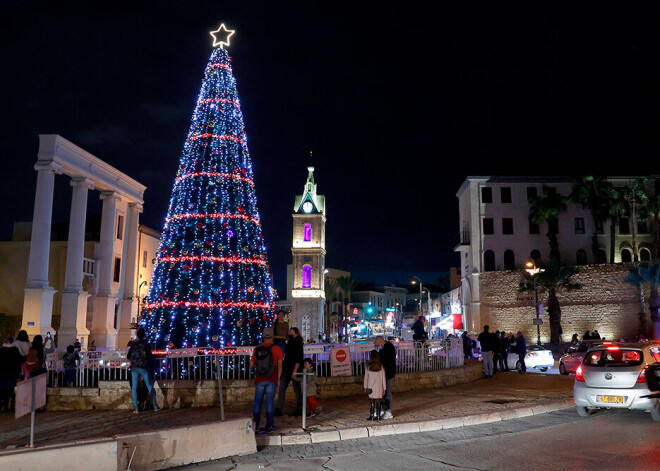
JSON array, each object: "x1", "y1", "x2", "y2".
[{"x1": 597, "y1": 395, "x2": 623, "y2": 404}]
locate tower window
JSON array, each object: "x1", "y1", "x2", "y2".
[
  {"x1": 304, "y1": 223, "x2": 312, "y2": 242},
  {"x1": 302, "y1": 265, "x2": 312, "y2": 289}
]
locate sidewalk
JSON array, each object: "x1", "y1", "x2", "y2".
[{"x1": 0, "y1": 371, "x2": 574, "y2": 450}]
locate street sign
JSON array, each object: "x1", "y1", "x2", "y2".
[
  {"x1": 16, "y1": 374, "x2": 47, "y2": 419},
  {"x1": 539, "y1": 304, "x2": 544, "y2": 315},
  {"x1": 330, "y1": 346, "x2": 351, "y2": 376},
  {"x1": 532, "y1": 318, "x2": 543, "y2": 325}
]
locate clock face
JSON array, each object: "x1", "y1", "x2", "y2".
[{"x1": 302, "y1": 201, "x2": 314, "y2": 213}]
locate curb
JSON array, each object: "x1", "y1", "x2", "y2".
[{"x1": 257, "y1": 398, "x2": 575, "y2": 447}]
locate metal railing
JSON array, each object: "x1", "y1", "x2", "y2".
[{"x1": 46, "y1": 339, "x2": 464, "y2": 387}]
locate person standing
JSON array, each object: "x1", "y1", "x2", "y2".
[
  {"x1": 293, "y1": 358, "x2": 321, "y2": 417},
  {"x1": 273, "y1": 310, "x2": 289, "y2": 351},
  {"x1": 62, "y1": 345, "x2": 79, "y2": 387},
  {"x1": 24, "y1": 335, "x2": 47, "y2": 379},
  {"x1": 127, "y1": 328, "x2": 160, "y2": 413},
  {"x1": 461, "y1": 331, "x2": 473, "y2": 360},
  {"x1": 411, "y1": 314, "x2": 427, "y2": 342},
  {"x1": 364, "y1": 351, "x2": 387, "y2": 421},
  {"x1": 251, "y1": 327, "x2": 283, "y2": 434},
  {"x1": 493, "y1": 330, "x2": 501, "y2": 373},
  {"x1": 477, "y1": 325, "x2": 495, "y2": 377},
  {"x1": 516, "y1": 331, "x2": 527, "y2": 373},
  {"x1": 275, "y1": 327, "x2": 303, "y2": 416},
  {"x1": 0, "y1": 341, "x2": 21, "y2": 412},
  {"x1": 499, "y1": 331, "x2": 510, "y2": 371},
  {"x1": 374, "y1": 336, "x2": 396, "y2": 419}
]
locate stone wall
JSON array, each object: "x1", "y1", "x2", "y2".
[
  {"x1": 45, "y1": 362, "x2": 483, "y2": 411},
  {"x1": 479, "y1": 264, "x2": 644, "y2": 343}
]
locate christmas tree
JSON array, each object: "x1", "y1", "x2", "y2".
[{"x1": 140, "y1": 25, "x2": 275, "y2": 349}]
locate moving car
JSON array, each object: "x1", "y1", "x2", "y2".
[
  {"x1": 506, "y1": 344, "x2": 554, "y2": 372},
  {"x1": 573, "y1": 342, "x2": 660, "y2": 421},
  {"x1": 559, "y1": 340, "x2": 605, "y2": 375}
]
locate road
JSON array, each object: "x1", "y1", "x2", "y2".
[{"x1": 175, "y1": 408, "x2": 660, "y2": 471}]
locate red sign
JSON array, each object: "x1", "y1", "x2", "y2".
[
  {"x1": 330, "y1": 346, "x2": 351, "y2": 376},
  {"x1": 336, "y1": 349, "x2": 347, "y2": 363}
]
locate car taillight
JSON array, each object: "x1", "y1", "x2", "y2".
[
  {"x1": 576, "y1": 365, "x2": 585, "y2": 382},
  {"x1": 637, "y1": 366, "x2": 648, "y2": 383},
  {"x1": 529, "y1": 352, "x2": 537, "y2": 356}
]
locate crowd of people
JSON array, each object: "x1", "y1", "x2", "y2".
[{"x1": 461, "y1": 326, "x2": 528, "y2": 377}]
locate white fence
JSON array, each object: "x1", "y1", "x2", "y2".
[{"x1": 46, "y1": 339, "x2": 464, "y2": 387}]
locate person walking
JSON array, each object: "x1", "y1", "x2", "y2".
[
  {"x1": 294, "y1": 358, "x2": 321, "y2": 417},
  {"x1": 127, "y1": 328, "x2": 160, "y2": 413},
  {"x1": 499, "y1": 331, "x2": 510, "y2": 371},
  {"x1": 275, "y1": 327, "x2": 303, "y2": 416},
  {"x1": 478, "y1": 325, "x2": 495, "y2": 377},
  {"x1": 364, "y1": 350, "x2": 386, "y2": 421},
  {"x1": 374, "y1": 336, "x2": 396, "y2": 419},
  {"x1": 251, "y1": 327, "x2": 283, "y2": 434},
  {"x1": 516, "y1": 331, "x2": 527, "y2": 373}
]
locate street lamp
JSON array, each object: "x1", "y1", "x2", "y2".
[
  {"x1": 525, "y1": 260, "x2": 545, "y2": 346},
  {"x1": 411, "y1": 276, "x2": 423, "y2": 317}
]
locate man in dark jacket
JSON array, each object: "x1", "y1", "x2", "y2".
[
  {"x1": 275, "y1": 327, "x2": 303, "y2": 416},
  {"x1": 477, "y1": 325, "x2": 495, "y2": 377},
  {"x1": 461, "y1": 331, "x2": 473, "y2": 360},
  {"x1": 127, "y1": 328, "x2": 160, "y2": 413},
  {"x1": 499, "y1": 331, "x2": 510, "y2": 371},
  {"x1": 374, "y1": 336, "x2": 396, "y2": 419},
  {"x1": 516, "y1": 331, "x2": 527, "y2": 373},
  {"x1": 411, "y1": 314, "x2": 427, "y2": 342},
  {"x1": 0, "y1": 343, "x2": 21, "y2": 412}
]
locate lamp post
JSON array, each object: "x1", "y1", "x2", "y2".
[
  {"x1": 411, "y1": 276, "x2": 423, "y2": 317},
  {"x1": 525, "y1": 261, "x2": 545, "y2": 346}
]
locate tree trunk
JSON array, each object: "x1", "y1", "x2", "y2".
[
  {"x1": 547, "y1": 289, "x2": 562, "y2": 348},
  {"x1": 649, "y1": 288, "x2": 659, "y2": 340},
  {"x1": 610, "y1": 221, "x2": 616, "y2": 263}
]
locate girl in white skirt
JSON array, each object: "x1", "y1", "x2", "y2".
[{"x1": 364, "y1": 350, "x2": 387, "y2": 421}]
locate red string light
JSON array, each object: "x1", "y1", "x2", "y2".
[
  {"x1": 176, "y1": 171, "x2": 254, "y2": 186},
  {"x1": 166, "y1": 212, "x2": 260, "y2": 225},
  {"x1": 187, "y1": 133, "x2": 244, "y2": 143},
  {"x1": 157, "y1": 255, "x2": 267, "y2": 266}
]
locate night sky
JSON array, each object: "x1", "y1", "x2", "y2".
[{"x1": 1, "y1": 2, "x2": 659, "y2": 295}]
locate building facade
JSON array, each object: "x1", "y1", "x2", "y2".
[
  {"x1": 455, "y1": 175, "x2": 656, "y2": 338},
  {"x1": 290, "y1": 167, "x2": 326, "y2": 341}
]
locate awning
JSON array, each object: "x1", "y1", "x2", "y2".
[{"x1": 452, "y1": 314, "x2": 464, "y2": 330}]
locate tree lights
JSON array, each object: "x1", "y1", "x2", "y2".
[{"x1": 140, "y1": 28, "x2": 275, "y2": 349}]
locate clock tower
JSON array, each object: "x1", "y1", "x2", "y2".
[{"x1": 291, "y1": 166, "x2": 326, "y2": 341}]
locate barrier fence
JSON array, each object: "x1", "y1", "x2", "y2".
[{"x1": 46, "y1": 338, "x2": 464, "y2": 388}]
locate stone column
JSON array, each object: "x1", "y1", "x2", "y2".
[
  {"x1": 59, "y1": 177, "x2": 94, "y2": 347},
  {"x1": 91, "y1": 191, "x2": 120, "y2": 348},
  {"x1": 118, "y1": 203, "x2": 142, "y2": 347},
  {"x1": 22, "y1": 161, "x2": 62, "y2": 338}
]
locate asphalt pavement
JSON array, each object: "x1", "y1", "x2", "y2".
[{"x1": 175, "y1": 408, "x2": 660, "y2": 471}]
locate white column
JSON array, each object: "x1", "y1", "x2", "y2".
[
  {"x1": 59, "y1": 177, "x2": 94, "y2": 347},
  {"x1": 91, "y1": 191, "x2": 120, "y2": 348},
  {"x1": 118, "y1": 203, "x2": 142, "y2": 347},
  {"x1": 22, "y1": 161, "x2": 62, "y2": 338}
]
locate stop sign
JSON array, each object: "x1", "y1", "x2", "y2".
[{"x1": 336, "y1": 349, "x2": 347, "y2": 362}]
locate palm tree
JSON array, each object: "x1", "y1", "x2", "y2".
[
  {"x1": 642, "y1": 192, "x2": 660, "y2": 260},
  {"x1": 569, "y1": 176, "x2": 612, "y2": 262},
  {"x1": 528, "y1": 185, "x2": 567, "y2": 261},
  {"x1": 335, "y1": 275, "x2": 356, "y2": 339},
  {"x1": 519, "y1": 261, "x2": 582, "y2": 349},
  {"x1": 604, "y1": 186, "x2": 626, "y2": 264},
  {"x1": 626, "y1": 263, "x2": 660, "y2": 339}
]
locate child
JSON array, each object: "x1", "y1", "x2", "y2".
[
  {"x1": 298, "y1": 358, "x2": 321, "y2": 417},
  {"x1": 62, "y1": 345, "x2": 79, "y2": 387},
  {"x1": 364, "y1": 350, "x2": 386, "y2": 421}
]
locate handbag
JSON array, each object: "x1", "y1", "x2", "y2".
[{"x1": 365, "y1": 388, "x2": 372, "y2": 395}]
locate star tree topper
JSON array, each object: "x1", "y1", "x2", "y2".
[{"x1": 210, "y1": 23, "x2": 235, "y2": 49}]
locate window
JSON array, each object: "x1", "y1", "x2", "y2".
[
  {"x1": 501, "y1": 187, "x2": 512, "y2": 203},
  {"x1": 583, "y1": 349, "x2": 643, "y2": 367},
  {"x1": 638, "y1": 220, "x2": 649, "y2": 234},
  {"x1": 502, "y1": 218, "x2": 514, "y2": 235},
  {"x1": 576, "y1": 249, "x2": 587, "y2": 265},
  {"x1": 302, "y1": 265, "x2": 312, "y2": 288},
  {"x1": 303, "y1": 223, "x2": 312, "y2": 242},
  {"x1": 530, "y1": 249, "x2": 541, "y2": 264},
  {"x1": 528, "y1": 217, "x2": 539, "y2": 234},
  {"x1": 621, "y1": 249, "x2": 632, "y2": 263},
  {"x1": 142, "y1": 250, "x2": 148, "y2": 268},
  {"x1": 503, "y1": 250, "x2": 515, "y2": 270},
  {"x1": 595, "y1": 219, "x2": 604, "y2": 235},
  {"x1": 527, "y1": 187, "x2": 537, "y2": 201},
  {"x1": 619, "y1": 218, "x2": 630, "y2": 234},
  {"x1": 483, "y1": 218, "x2": 494, "y2": 235},
  {"x1": 574, "y1": 218, "x2": 585, "y2": 234},
  {"x1": 484, "y1": 250, "x2": 495, "y2": 272},
  {"x1": 481, "y1": 187, "x2": 492, "y2": 203},
  {"x1": 596, "y1": 249, "x2": 607, "y2": 264},
  {"x1": 641, "y1": 248, "x2": 651, "y2": 262},
  {"x1": 545, "y1": 187, "x2": 557, "y2": 197},
  {"x1": 113, "y1": 257, "x2": 121, "y2": 283},
  {"x1": 116, "y1": 215, "x2": 124, "y2": 240}
]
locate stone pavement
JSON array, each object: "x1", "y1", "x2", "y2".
[{"x1": 0, "y1": 371, "x2": 573, "y2": 450}]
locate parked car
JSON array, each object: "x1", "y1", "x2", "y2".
[
  {"x1": 506, "y1": 344, "x2": 554, "y2": 372},
  {"x1": 573, "y1": 342, "x2": 660, "y2": 421},
  {"x1": 559, "y1": 340, "x2": 606, "y2": 375}
]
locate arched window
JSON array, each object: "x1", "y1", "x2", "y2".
[
  {"x1": 302, "y1": 265, "x2": 312, "y2": 288},
  {"x1": 530, "y1": 249, "x2": 541, "y2": 264},
  {"x1": 484, "y1": 250, "x2": 495, "y2": 272},
  {"x1": 576, "y1": 249, "x2": 587, "y2": 266},
  {"x1": 640, "y1": 248, "x2": 651, "y2": 262},
  {"x1": 504, "y1": 250, "x2": 515, "y2": 270},
  {"x1": 621, "y1": 249, "x2": 632, "y2": 263},
  {"x1": 303, "y1": 223, "x2": 312, "y2": 242},
  {"x1": 596, "y1": 249, "x2": 607, "y2": 264}
]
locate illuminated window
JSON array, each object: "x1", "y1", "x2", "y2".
[
  {"x1": 304, "y1": 223, "x2": 312, "y2": 242},
  {"x1": 302, "y1": 265, "x2": 312, "y2": 288}
]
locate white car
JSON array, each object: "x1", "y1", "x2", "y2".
[
  {"x1": 559, "y1": 340, "x2": 605, "y2": 375},
  {"x1": 506, "y1": 344, "x2": 554, "y2": 372},
  {"x1": 573, "y1": 342, "x2": 660, "y2": 421}
]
